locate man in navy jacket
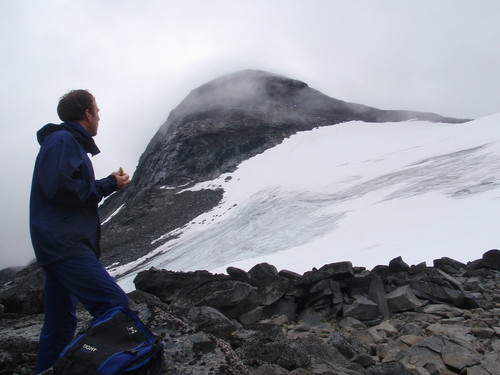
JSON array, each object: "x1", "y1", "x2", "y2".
[{"x1": 30, "y1": 89, "x2": 131, "y2": 373}]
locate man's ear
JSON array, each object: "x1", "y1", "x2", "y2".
[{"x1": 84, "y1": 108, "x2": 93, "y2": 121}]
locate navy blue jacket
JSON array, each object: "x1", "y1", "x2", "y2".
[{"x1": 30, "y1": 122, "x2": 117, "y2": 266}]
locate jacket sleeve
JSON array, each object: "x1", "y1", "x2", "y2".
[{"x1": 36, "y1": 132, "x2": 117, "y2": 206}]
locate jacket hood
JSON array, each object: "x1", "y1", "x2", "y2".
[{"x1": 37, "y1": 122, "x2": 100, "y2": 156}]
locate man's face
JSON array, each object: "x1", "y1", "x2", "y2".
[{"x1": 86, "y1": 99, "x2": 100, "y2": 136}]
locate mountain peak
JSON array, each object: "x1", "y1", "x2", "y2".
[
  {"x1": 150, "y1": 70, "x2": 311, "y2": 143},
  {"x1": 99, "y1": 70, "x2": 470, "y2": 268}
]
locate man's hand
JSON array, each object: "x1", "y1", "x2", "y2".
[{"x1": 111, "y1": 168, "x2": 131, "y2": 190}]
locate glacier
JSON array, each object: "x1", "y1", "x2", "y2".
[{"x1": 110, "y1": 114, "x2": 500, "y2": 292}]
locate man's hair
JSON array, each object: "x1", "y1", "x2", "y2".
[{"x1": 57, "y1": 89, "x2": 95, "y2": 122}]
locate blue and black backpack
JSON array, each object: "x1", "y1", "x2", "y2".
[{"x1": 53, "y1": 307, "x2": 165, "y2": 375}]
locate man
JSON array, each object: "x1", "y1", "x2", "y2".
[{"x1": 30, "y1": 89, "x2": 131, "y2": 373}]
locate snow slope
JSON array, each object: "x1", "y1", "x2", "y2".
[{"x1": 111, "y1": 114, "x2": 500, "y2": 292}]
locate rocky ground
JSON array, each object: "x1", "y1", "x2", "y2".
[{"x1": 0, "y1": 250, "x2": 498, "y2": 375}]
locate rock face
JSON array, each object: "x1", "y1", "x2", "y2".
[
  {"x1": 1, "y1": 251, "x2": 498, "y2": 375},
  {"x1": 98, "y1": 70, "x2": 469, "y2": 267}
]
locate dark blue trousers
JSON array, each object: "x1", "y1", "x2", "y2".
[{"x1": 34, "y1": 255, "x2": 129, "y2": 374}]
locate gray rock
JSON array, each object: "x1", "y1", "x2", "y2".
[
  {"x1": 441, "y1": 340, "x2": 480, "y2": 371},
  {"x1": 372, "y1": 333, "x2": 399, "y2": 354},
  {"x1": 482, "y1": 249, "x2": 500, "y2": 270},
  {"x1": 368, "y1": 275, "x2": 391, "y2": 318},
  {"x1": 433, "y1": 257, "x2": 466, "y2": 274},
  {"x1": 388, "y1": 256, "x2": 410, "y2": 272},
  {"x1": 0, "y1": 263, "x2": 45, "y2": 314},
  {"x1": 406, "y1": 344, "x2": 443, "y2": 369},
  {"x1": 191, "y1": 280, "x2": 257, "y2": 308},
  {"x1": 187, "y1": 306, "x2": 238, "y2": 339},
  {"x1": 301, "y1": 261, "x2": 354, "y2": 284},
  {"x1": 297, "y1": 307, "x2": 329, "y2": 325},
  {"x1": 407, "y1": 335, "x2": 482, "y2": 373},
  {"x1": 227, "y1": 266, "x2": 251, "y2": 281},
  {"x1": 466, "y1": 364, "x2": 497, "y2": 375},
  {"x1": 325, "y1": 331, "x2": 367, "y2": 360},
  {"x1": 309, "y1": 278, "x2": 334, "y2": 294},
  {"x1": 471, "y1": 327, "x2": 495, "y2": 339},
  {"x1": 400, "y1": 322, "x2": 425, "y2": 336},
  {"x1": 255, "y1": 279, "x2": 290, "y2": 307},
  {"x1": 233, "y1": 324, "x2": 311, "y2": 371},
  {"x1": 410, "y1": 280, "x2": 465, "y2": 307},
  {"x1": 134, "y1": 268, "x2": 214, "y2": 303},
  {"x1": 339, "y1": 317, "x2": 367, "y2": 332},
  {"x1": 163, "y1": 331, "x2": 249, "y2": 375},
  {"x1": 239, "y1": 307, "x2": 264, "y2": 326},
  {"x1": 366, "y1": 361, "x2": 420, "y2": 375},
  {"x1": 343, "y1": 296, "x2": 380, "y2": 321},
  {"x1": 352, "y1": 353, "x2": 376, "y2": 368},
  {"x1": 278, "y1": 269, "x2": 302, "y2": 281},
  {"x1": 408, "y1": 262, "x2": 427, "y2": 275},
  {"x1": 248, "y1": 263, "x2": 280, "y2": 284},
  {"x1": 130, "y1": 290, "x2": 249, "y2": 375},
  {"x1": 263, "y1": 296, "x2": 298, "y2": 322},
  {"x1": 386, "y1": 285, "x2": 423, "y2": 312}
]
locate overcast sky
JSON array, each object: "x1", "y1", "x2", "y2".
[{"x1": 1, "y1": 0, "x2": 499, "y2": 269}]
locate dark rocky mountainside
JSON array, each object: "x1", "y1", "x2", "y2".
[
  {"x1": 1, "y1": 251, "x2": 498, "y2": 374},
  {"x1": 99, "y1": 69, "x2": 469, "y2": 267}
]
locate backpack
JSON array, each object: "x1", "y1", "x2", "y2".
[{"x1": 53, "y1": 307, "x2": 165, "y2": 375}]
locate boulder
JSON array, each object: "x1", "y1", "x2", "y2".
[
  {"x1": 440, "y1": 340, "x2": 480, "y2": 371},
  {"x1": 326, "y1": 331, "x2": 367, "y2": 360},
  {"x1": 196, "y1": 280, "x2": 256, "y2": 308},
  {"x1": 410, "y1": 269, "x2": 466, "y2": 307},
  {"x1": 408, "y1": 262, "x2": 427, "y2": 275},
  {"x1": 278, "y1": 269, "x2": 302, "y2": 281},
  {"x1": 239, "y1": 306, "x2": 264, "y2": 326},
  {"x1": 404, "y1": 335, "x2": 483, "y2": 374},
  {"x1": 0, "y1": 289, "x2": 44, "y2": 315},
  {"x1": 163, "y1": 331, "x2": 249, "y2": 375},
  {"x1": 343, "y1": 296, "x2": 380, "y2": 321},
  {"x1": 248, "y1": 263, "x2": 280, "y2": 284},
  {"x1": 133, "y1": 268, "x2": 214, "y2": 303},
  {"x1": 263, "y1": 296, "x2": 298, "y2": 322},
  {"x1": 232, "y1": 324, "x2": 311, "y2": 371},
  {"x1": 301, "y1": 261, "x2": 354, "y2": 284},
  {"x1": 399, "y1": 322, "x2": 425, "y2": 337},
  {"x1": 187, "y1": 306, "x2": 238, "y2": 339},
  {"x1": 482, "y1": 249, "x2": 500, "y2": 270},
  {"x1": 388, "y1": 256, "x2": 410, "y2": 272},
  {"x1": 386, "y1": 285, "x2": 422, "y2": 312},
  {"x1": 255, "y1": 279, "x2": 290, "y2": 307},
  {"x1": 0, "y1": 264, "x2": 45, "y2": 314},
  {"x1": 227, "y1": 266, "x2": 251, "y2": 281},
  {"x1": 247, "y1": 263, "x2": 291, "y2": 307},
  {"x1": 368, "y1": 275, "x2": 390, "y2": 318},
  {"x1": 433, "y1": 257, "x2": 466, "y2": 274}
]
